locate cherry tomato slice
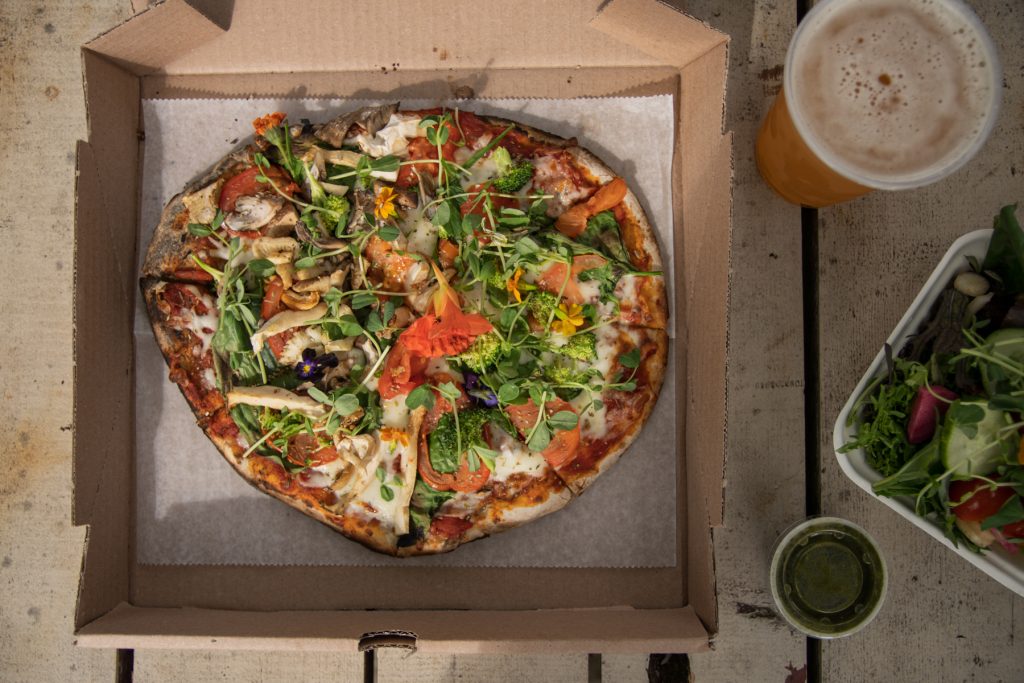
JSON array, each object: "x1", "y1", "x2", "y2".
[
  {"x1": 949, "y1": 479, "x2": 1015, "y2": 522},
  {"x1": 218, "y1": 165, "x2": 297, "y2": 213}
]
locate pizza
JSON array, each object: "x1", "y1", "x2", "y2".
[{"x1": 140, "y1": 104, "x2": 669, "y2": 555}]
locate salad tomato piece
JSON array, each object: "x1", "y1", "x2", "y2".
[
  {"x1": 1001, "y1": 519, "x2": 1024, "y2": 540},
  {"x1": 949, "y1": 479, "x2": 1015, "y2": 522}
]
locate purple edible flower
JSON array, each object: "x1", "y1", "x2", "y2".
[
  {"x1": 294, "y1": 348, "x2": 339, "y2": 382},
  {"x1": 463, "y1": 370, "x2": 499, "y2": 408}
]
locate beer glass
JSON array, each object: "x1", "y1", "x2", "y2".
[{"x1": 756, "y1": 0, "x2": 1001, "y2": 208}]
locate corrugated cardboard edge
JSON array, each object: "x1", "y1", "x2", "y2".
[
  {"x1": 87, "y1": 0, "x2": 224, "y2": 75},
  {"x1": 592, "y1": 0, "x2": 732, "y2": 636},
  {"x1": 76, "y1": 603, "x2": 711, "y2": 654}
]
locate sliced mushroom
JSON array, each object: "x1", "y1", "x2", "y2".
[
  {"x1": 358, "y1": 337, "x2": 380, "y2": 370},
  {"x1": 276, "y1": 262, "x2": 296, "y2": 289},
  {"x1": 314, "y1": 103, "x2": 399, "y2": 148},
  {"x1": 250, "y1": 303, "x2": 328, "y2": 351},
  {"x1": 408, "y1": 284, "x2": 438, "y2": 314},
  {"x1": 252, "y1": 236, "x2": 298, "y2": 265},
  {"x1": 390, "y1": 305, "x2": 414, "y2": 329},
  {"x1": 296, "y1": 262, "x2": 330, "y2": 281},
  {"x1": 226, "y1": 385, "x2": 327, "y2": 419},
  {"x1": 292, "y1": 275, "x2": 331, "y2": 294},
  {"x1": 294, "y1": 218, "x2": 350, "y2": 249},
  {"x1": 329, "y1": 265, "x2": 350, "y2": 289},
  {"x1": 263, "y1": 203, "x2": 299, "y2": 238},
  {"x1": 329, "y1": 433, "x2": 383, "y2": 504},
  {"x1": 324, "y1": 336, "x2": 356, "y2": 354},
  {"x1": 392, "y1": 407, "x2": 425, "y2": 535},
  {"x1": 281, "y1": 289, "x2": 321, "y2": 311},
  {"x1": 224, "y1": 194, "x2": 285, "y2": 232}
]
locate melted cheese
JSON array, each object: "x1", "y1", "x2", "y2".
[
  {"x1": 210, "y1": 239, "x2": 256, "y2": 268},
  {"x1": 489, "y1": 427, "x2": 548, "y2": 483},
  {"x1": 382, "y1": 396, "x2": 411, "y2": 429},
  {"x1": 346, "y1": 433, "x2": 415, "y2": 533},
  {"x1": 463, "y1": 156, "x2": 499, "y2": 188},
  {"x1": 353, "y1": 114, "x2": 422, "y2": 158},
  {"x1": 404, "y1": 216, "x2": 438, "y2": 258}
]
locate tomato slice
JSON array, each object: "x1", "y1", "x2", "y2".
[
  {"x1": 460, "y1": 183, "x2": 519, "y2": 229},
  {"x1": 506, "y1": 398, "x2": 580, "y2": 469},
  {"x1": 218, "y1": 165, "x2": 297, "y2": 213},
  {"x1": 535, "y1": 254, "x2": 608, "y2": 305},
  {"x1": 1002, "y1": 519, "x2": 1024, "y2": 540},
  {"x1": 431, "y1": 515, "x2": 472, "y2": 539},
  {"x1": 260, "y1": 275, "x2": 285, "y2": 321},
  {"x1": 555, "y1": 177, "x2": 627, "y2": 237},
  {"x1": 949, "y1": 479, "x2": 1015, "y2": 522},
  {"x1": 452, "y1": 457, "x2": 491, "y2": 493},
  {"x1": 285, "y1": 433, "x2": 339, "y2": 468}
]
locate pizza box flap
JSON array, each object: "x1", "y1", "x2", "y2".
[
  {"x1": 76, "y1": 603, "x2": 711, "y2": 654},
  {"x1": 84, "y1": 0, "x2": 224, "y2": 75}
]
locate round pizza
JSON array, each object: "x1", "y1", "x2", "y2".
[{"x1": 141, "y1": 104, "x2": 668, "y2": 555}]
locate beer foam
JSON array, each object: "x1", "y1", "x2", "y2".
[{"x1": 790, "y1": 0, "x2": 996, "y2": 184}]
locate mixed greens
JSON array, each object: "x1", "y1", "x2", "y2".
[{"x1": 842, "y1": 205, "x2": 1024, "y2": 554}]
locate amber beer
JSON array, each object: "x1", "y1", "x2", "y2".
[{"x1": 756, "y1": 0, "x2": 1001, "y2": 208}]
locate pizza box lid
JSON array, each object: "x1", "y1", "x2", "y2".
[{"x1": 72, "y1": 0, "x2": 731, "y2": 653}]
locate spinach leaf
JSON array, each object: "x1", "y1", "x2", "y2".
[
  {"x1": 871, "y1": 440, "x2": 941, "y2": 498},
  {"x1": 981, "y1": 204, "x2": 1024, "y2": 294}
]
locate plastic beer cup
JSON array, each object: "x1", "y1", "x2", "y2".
[{"x1": 756, "y1": 0, "x2": 1001, "y2": 208}]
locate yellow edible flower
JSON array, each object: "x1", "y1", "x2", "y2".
[
  {"x1": 507, "y1": 268, "x2": 524, "y2": 304},
  {"x1": 374, "y1": 186, "x2": 398, "y2": 221},
  {"x1": 551, "y1": 302, "x2": 585, "y2": 336}
]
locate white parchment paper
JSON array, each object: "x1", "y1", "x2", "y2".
[{"x1": 135, "y1": 97, "x2": 677, "y2": 567}]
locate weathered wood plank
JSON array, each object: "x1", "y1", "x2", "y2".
[
  {"x1": 818, "y1": 1, "x2": 1024, "y2": 680},
  {"x1": 683, "y1": 1, "x2": 810, "y2": 680}
]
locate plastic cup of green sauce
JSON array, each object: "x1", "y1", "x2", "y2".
[{"x1": 769, "y1": 517, "x2": 887, "y2": 638}]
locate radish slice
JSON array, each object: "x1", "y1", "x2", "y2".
[{"x1": 907, "y1": 385, "x2": 958, "y2": 444}]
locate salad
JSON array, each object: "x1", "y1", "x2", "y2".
[{"x1": 842, "y1": 205, "x2": 1024, "y2": 555}]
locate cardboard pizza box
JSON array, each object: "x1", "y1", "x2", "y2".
[{"x1": 72, "y1": 0, "x2": 731, "y2": 653}]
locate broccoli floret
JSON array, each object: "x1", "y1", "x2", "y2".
[
  {"x1": 458, "y1": 331, "x2": 504, "y2": 373},
  {"x1": 320, "y1": 194, "x2": 351, "y2": 237},
  {"x1": 559, "y1": 333, "x2": 597, "y2": 362},
  {"x1": 527, "y1": 291, "x2": 559, "y2": 320},
  {"x1": 427, "y1": 408, "x2": 509, "y2": 474},
  {"x1": 544, "y1": 363, "x2": 581, "y2": 384},
  {"x1": 493, "y1": 160, "x2": 534, "y2": 193},
  {"x1": 428, "y1": 413, "x2": 460, "y2": 473},
  {"x1": 486, "y1": 269, "x2": 507, "y2": 292}
]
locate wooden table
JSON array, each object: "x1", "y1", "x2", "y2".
[{"x1": 1, "y1": 1, "x2": 1020, "y2": 680}]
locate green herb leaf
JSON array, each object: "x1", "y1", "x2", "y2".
[
  {"x1": 187, "y1": 223, "x2": 213, "y2": 237},
  {"x1": 527, "y1": 422, "x2": 551, "y2": 451},
  {"x1": 432, "y1": 201, "x2": 451, "y2": 226},
  {"x1": 497, "y1": 383, "x2": 519, "y2": 403},
  {"x1": 294, "y1": 256, "x2": 316, "y2": 270},
  {"x1": 980, "y1": 493, "x2": 1024, "y2": 530},
  {"x1": 307, "y1": 387, "x2": 331, "y2": 404},
  {"x1": 375, "y1": 465, "x2": 386, "y2": 483},
  {"x1": 380, "y1": 484, "x2": 395, "y2": 502},
  {"x1": 619, "y1": 348, "x2": 641, "y2": 369},
  {"x1": 406, "y1": 384, "x2": 436, "y2": 411},
  {"x1": 378, "y1": 225, "x2": 401, "y2": 242},
  {"x1": 351, "y1": 292, "x2": 378, "y2": 310},
  {"x1": 547, "y1": 410, "x2": 579, "y2": 431},
  {"x1": 334, "y1": 394, "x2": 360, "y2": 416},
  {"x1": 248, "y1": 258, "x2": 276, "y2": 278}
]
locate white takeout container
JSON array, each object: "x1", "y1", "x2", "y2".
[{"x1": 833, "y1": 228, "x2": 1024, "y2": 598}]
